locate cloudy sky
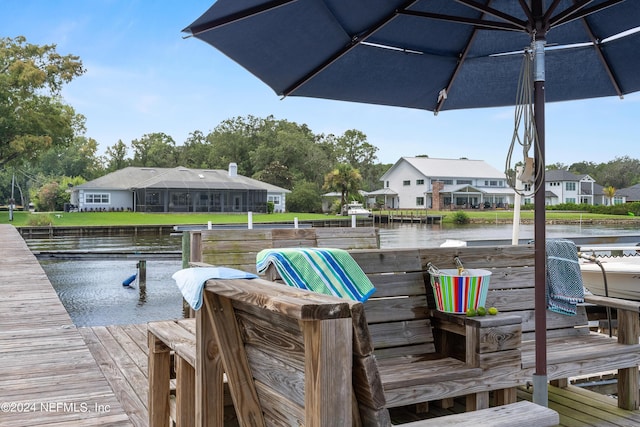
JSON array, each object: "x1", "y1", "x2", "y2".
[{"x1": 3, "y1": 0, "x2": 639, "y2": 170}]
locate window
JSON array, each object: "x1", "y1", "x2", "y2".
[
  {"x1": 566, "y1": 182, "x2": 576, "y2": 191},
  {"x1": 484, "y1": 180, "x2": 499, "y2": 187},
  {"x1": 146, "y1": 192, "x2": 161, "y2": 205},
  {"x1": 268, "y1": 195, "x2": 281, "y2": 205},
  {"x1": 614, "y1": 196, "x2": 624, "y2": 205},
  {"x1": 385, "y1": 181, "x2": 389, "y2": 188},
  {"x1": 433, "y1": 179, "x2": 453, "y2": 185},
  {"x1": 403, "y1": 180, "x2": 411, "y2": 186},
  {"x1": 565, "y1": 198, "x2": 576, "y2": 204},
  {"x1": 457, "y1": 179, "x2": 472, "y2": 185},
  {"x1": 416, "y1": 197, "x2": 424, "y2": 206},
  {"x1": 85, "y1": 193, "x2": 110, "y2": 204},
  {"x1": 416, "y1": 179, "x2": 424, "y2": 185},
  {"x1": 524, "y1": 184, "x2": 532, "y2": 192}
]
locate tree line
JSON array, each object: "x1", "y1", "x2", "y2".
[
  {"x1": 2, "y1": 36, "x2": 639, "y2": 213},
  {"x1": 0, "y1": 36, "x2": 389, "y2": 212}
]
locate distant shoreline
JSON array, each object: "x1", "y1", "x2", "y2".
[{"x1": 470, "y1": 218, "x2": 640, "y2": 225}]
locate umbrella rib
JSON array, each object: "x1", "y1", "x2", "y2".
[
  {"x1": 547, "y1": 0, "x2": 594, "y2": 28},
  {"x1": 184, "y1": 0, "x2": 296, "y2": 35},
  {"x1": 435, "y1": 30, "x2": 478, "y2": 115},
  {"x1": 549, "y1": 0, "x2": 625, "y2": 28},
  {"x1": 281, "y1": 0, "x2": 419, "y2": 98},
  {"x1": 519, "y1": 0, "x2": 534, "y2": 24},
  {"x1": 455, "y1": 0, "x2": 528, "y2": 30},
  {"x1": 578, "y1": 16, "x2": 624, "y2": 98},
  {"x1": 542, "y1": 0, "x2": 563, "y2": 26},
  {"x1": 399, "y1": 10, "x2": 523, "y2": 32}
]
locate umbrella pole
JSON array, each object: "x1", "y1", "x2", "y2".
[{"x1": 532, "y1": 35, "x2": 548, "y2": 407}]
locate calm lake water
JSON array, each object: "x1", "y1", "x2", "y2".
[{"x1": 29, "y1": 223, "x2": 640, "y2": 326}]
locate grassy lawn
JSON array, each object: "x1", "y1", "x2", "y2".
[
  {"x1": 0, "y1": 211, "x2": 335, "y2": 227},
  {"x1": 1, "y1": 208, "x2": 636, "y2": 227}
]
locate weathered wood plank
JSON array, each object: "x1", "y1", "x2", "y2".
[
  {"x1": 147, "y1": 331, "x2": 171, "y2": 427},
  {"x1": 302, "y1": 317, "x2": 353, "y2": 427},
  {"x1": 205, "y1": 291, "x2": 265, "y2": 427},
  {"x1": 148, "y1": 319, "x2": 197, "y2": 367},
  {"x1": 175, "y1": 355, "x2": 196, "y2": 427},
  {"x1": 195, "y1": 306, "x2": 225, "y2": 427},
  {"x1": 0, "y1": 224, "x2": 133, "y2": 427},
  {"x1": 400, "y1": 401, "x2": 558, "y2": 427},
  {"x1": 205, "y1": 278, "x2": 351, "y2": 321}
]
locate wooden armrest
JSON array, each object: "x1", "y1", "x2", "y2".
[
  {"x1": 429, "y1": 308, "x2": 522, "y2": 329},
  {"x1": 204, "y1": 278, "x2": 351, "y2": 321},
  {"x1": 584, "y1": 294, "x2": 640, "y2": 313}
]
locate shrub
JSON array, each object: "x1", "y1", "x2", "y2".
[
  {"x1": 451, "y1": 210, "x2": 470, "y2": 224},
  {"x1": 266, "y1": 201, "x2": 274, "y2": 214},
  {"x1": 26, "y1": 213, "x2": 53, "y2": 226}
]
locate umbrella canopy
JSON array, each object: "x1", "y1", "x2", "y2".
[
  {"x1": 184, "y1": 0, "x2": 640, "y2": 406},
  {"x1": 184, "y1": 1, "x2": 640, "y2": 112}
]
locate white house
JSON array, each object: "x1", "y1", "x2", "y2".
[
  {"x1": 541, "y1": 170, "x2": 616, "y2": 206},
  {"x1": 70, "y1": 164, "x2": 290, "y2": 213},
  {"x1": 376, "y1": 157, "x2": 515, "y2": 210}
]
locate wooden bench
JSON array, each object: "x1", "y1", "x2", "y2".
[
  {"x1": 422, "y1": 244, "x2": 640, "y2": 410},
  {"x1": 262, "y1": 248, "x2": 524, "y2": 415},
  {"x1": 199, "y1": 277, "x2": 559, "y2": 426},
  {"x1": 147, "y1": 318, "x2": 236, "y2": 427}
]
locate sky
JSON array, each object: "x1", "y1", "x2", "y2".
[{"x1": 2, "y1": 0, "x2": 639, "y2": 172}]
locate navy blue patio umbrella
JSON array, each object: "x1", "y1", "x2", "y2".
[{"x1": 183, "y1": 0, "x2": 640, "y2": 406}]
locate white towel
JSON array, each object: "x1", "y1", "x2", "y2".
[{"x1": 172, "y1": 267, "x2": 258, "y2": 310}]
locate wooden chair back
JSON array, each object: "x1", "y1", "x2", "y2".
[
  {"x1": 202, "y1": 277, "x2": 354, "y2": 427},
  {"x1": 191, "y1": 228, "x2": 379, "y2": 273},
  {"x1": 417, "y1": 244, "x2": 589, "y2": 341}
]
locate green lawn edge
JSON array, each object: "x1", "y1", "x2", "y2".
[{"x1": 2, "y1": 209, "x2": 638, "y2": 227}]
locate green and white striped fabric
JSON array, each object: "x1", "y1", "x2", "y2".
[{"x1": 256, "y1": 248, "x2": 375, "y2": 302}]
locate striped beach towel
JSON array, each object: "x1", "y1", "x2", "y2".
[
  {"x1": 256, "y1": 248, "x2": 376, "y2": 302},
  {"x1": 546, "y1": 239, "x2": 585, "y2": 315}
]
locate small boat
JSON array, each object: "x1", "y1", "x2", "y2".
[
  {"x1": 440, "y1": 239, "x2": 467, "y2": 247},
  {"x1": 345, "y1": 201, "x2": 371, "y2": 217},
  {"x1": 579, "y1": 245, "x2": 640, "y2": 300}
]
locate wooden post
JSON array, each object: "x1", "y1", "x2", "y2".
[
  {"x1": 182, "y1": 231, "x2": 191, "y2": 269},
  {"x1": 176, "y1": 356, "x2": 196, "y2": 427},
  {"x1": 616, "y1": 308, "x2": 640, "y2": 410},
  {"x1": 148, "y1": 332, "x2": 171, "y2": 427},
  {"x1": 190, "y1": 231, "x2": 203, "y2": 264},
  {"x1": 302, "y1": 318, "x2": 352, "y2": 426},
  {"x1": 138, "y1": 259, "x2": 147, "y2": 304}
]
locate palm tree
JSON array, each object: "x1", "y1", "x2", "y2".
[
  {"x1": 603, "y1": 185, "x2": 616, "y2": 206},
  {"x1": 323, "y1": 164, "x2": 362, "y2": 214}
]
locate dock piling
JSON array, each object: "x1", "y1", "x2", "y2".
[{"x1": 137, "y1": 259, "x2": 147, "y2": 304}]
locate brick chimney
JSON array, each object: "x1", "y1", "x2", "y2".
[{"x1": 432, "y1": 181, "x2": 444, "y2": 210}]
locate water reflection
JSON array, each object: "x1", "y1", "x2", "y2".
[
  {"x1": 29, "y1": 223, "x2": 640, "y2": 327},
  {"x1": 40, "y1": 259, "x2": 183, "y2": 327}
]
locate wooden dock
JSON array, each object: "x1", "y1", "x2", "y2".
[
  {"x1": 80, "y1": 322, "x2": 640, "y2": 427},
  {"x1": 0, "y1": 224, "x2": 132, "y2": 426},
  {"x1": 5, "y1": 222, "x2": 640, "y2": 426}
]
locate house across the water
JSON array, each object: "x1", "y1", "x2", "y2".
[
  {"x1": 376, "y1": 157, "x2": 516, "y2": 210},
  {"x1": 70, "y1": 163, "x2": 290, "y2": 213}
]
